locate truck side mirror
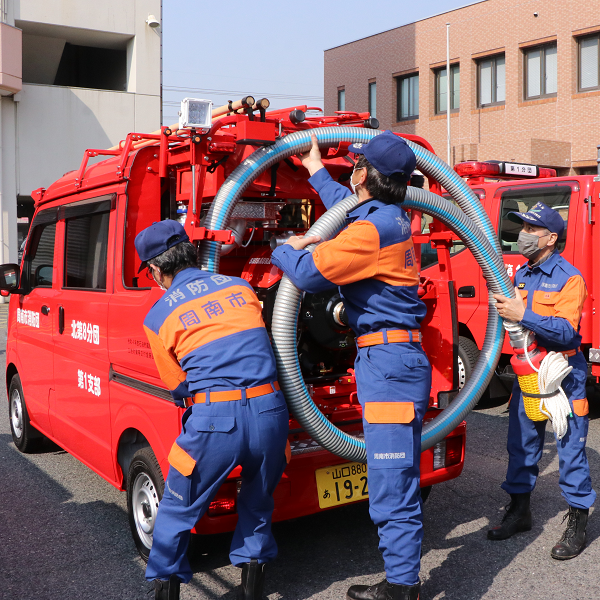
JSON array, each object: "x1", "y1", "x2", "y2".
[{"x1": 0, "y1": 264, "x2": 21, "y2": 293}]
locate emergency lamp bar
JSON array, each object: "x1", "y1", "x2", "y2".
[{"x1": 454, "y1": 160, "x2": 557, "y2": 179}]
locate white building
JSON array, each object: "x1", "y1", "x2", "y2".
[{"x1": 0, "y1": 0, "x2": 161, "y2": 265}]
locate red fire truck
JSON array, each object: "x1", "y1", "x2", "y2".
[
  {"x1": 420, "y1": 159, "x2": 600, "y2": 394},
  {"x1": 0, "y1": 100, "x2": 467, "y2": 559}
]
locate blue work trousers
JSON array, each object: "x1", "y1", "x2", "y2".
[
  {"x1": 355, "y1": 342, "x2": 431, "y2": 586},
  {"x1": 502, "y1": 367, "x2": 596, "y2": 510},
  {"x1": 145, "y1": 390, "x2": 289, "y2": 583}
]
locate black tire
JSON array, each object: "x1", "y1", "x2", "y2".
[
  {"x1": 127, "y1": 447, "x2": 165, "y2": 561},
  {"x1": 8, "y1": 374, "x2": 42, "y2": 453},
  {"x1": 457, "y1": 336, "x2": 480, "y2": 390}
]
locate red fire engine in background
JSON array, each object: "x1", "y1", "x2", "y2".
[
  {"x1": 421, "y1": 158, "x2": 600, "y2": 395},
  {"x1": 1, "y1": 97, "x2": 466, "y2": 559}
]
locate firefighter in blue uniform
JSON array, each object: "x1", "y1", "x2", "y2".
[
  {"x1": 135, "y1": 220, "x2": 289, "y2": 600},
  {"x1": 490, "y1": 202, "x2": 595, "y2": 559},
  {"x1": 271, "y1": 131, "x2": 429, "y2": 600}
]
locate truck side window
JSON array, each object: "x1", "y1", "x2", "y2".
[
  {"x1": 498, "y1": 186, "x2": 570, "y2": 253},
  {"x1": 28, "y1": 223, "x2": 56, "y2": 288},
  {"x1": 64, "y1": 212, "x2": 110, "y2": 290}
]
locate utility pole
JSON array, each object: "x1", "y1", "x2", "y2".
[{"x1": 446, "y1": 22, "x2": 451, "y2": 167}]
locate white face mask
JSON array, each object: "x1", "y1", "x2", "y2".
[
  {"x1": 350, "y1": 168, "x2": 361, "y2": 195},
  {"x1": 150, "y1": 267, "x2": 167, "y2": 291}
]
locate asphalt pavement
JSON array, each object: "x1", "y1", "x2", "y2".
[{"x1": 1, "y1": 305, "x2": 600, "y2": 600}]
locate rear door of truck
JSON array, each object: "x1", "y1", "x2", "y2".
[{"x1": 49, "y1": 194, "x2": 116, "y2": 482}]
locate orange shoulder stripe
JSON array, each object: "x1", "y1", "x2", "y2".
[
  {"x1": 374, "y1": 240, "x2": 419, "y2": 287},
  {"x1": 554, "y1": 275, "x2": 588, "y2": 329},
  {"x1": 312, "y1": 220, "x2": 380, "y2": 286},
  {"x1": 158, "y1": 285, "x2": 266, "y2": 360}
]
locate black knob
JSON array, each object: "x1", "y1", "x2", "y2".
[
  {"x1": 363, "y1": 117, "x2": 380, "y2": 129},
  {"x1": 289, "y1": 109, "x2": 306, "y2": 125}
]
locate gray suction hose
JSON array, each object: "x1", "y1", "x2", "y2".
[
  {"x1": 272, "y1": 186, "x2": 512, "y2": 459},
  {"x1": 199, "y1": 127, "x2": 526, "y2": 459}
]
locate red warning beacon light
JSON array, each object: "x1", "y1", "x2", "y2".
[{"x1": 454, "y1": 160, "x2": 556, "y2": 181}]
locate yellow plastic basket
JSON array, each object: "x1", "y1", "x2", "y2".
[{"x1": 518, "y1": 373, "x2": 548, "y2": 421}]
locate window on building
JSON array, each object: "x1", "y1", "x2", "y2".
[
  {"x1": 368, "y1": 82, "x2": 377, "y2": 118},
  {"x1": 338, "y1": 88, "x2": 346, "y2": 111},
  {"x1": 524, "y1": 44, "x2": 557, "y2": 99},
  {"x1": 64, "y1": 212, "x2": 110, "y2": 290},
  {"x1": 54, "y1": 43, "x2": 127, "y2": 91},
  {"x1": 21, "y1": 33, "x2": 127, "y2": 91},
  {"x1": 397, "y1": 74, "x2": 419, "y2": 120},
  {"x1": 435, "y1": 64, "x2": 460, "y2": 113},
  {"x1": 478, "y1": 55, "x2": 505, "y2": 106},
  {"x1": 579, "y1": 34, "x2": 600, "y2": 91}
]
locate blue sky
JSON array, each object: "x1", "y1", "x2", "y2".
[{"x1": 162, "y1": 0, "x2": 482, "y2": 124}]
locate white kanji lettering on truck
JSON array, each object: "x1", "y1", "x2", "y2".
[
  {"x1": 71, "y1": 320, "x2": 100, "y2": 344},
  {"x1": 77, "y1": 369, "x2": 101, "y2": 397},
  {"x1": 17, "y1": 308, "x2": 40, "y2": 328}
]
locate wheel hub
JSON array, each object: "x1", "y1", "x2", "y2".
[
  {"x1": 132, "y1": 472, "x2": 159, "y2": 547},
  {"x1": 10, "y1": 390, "x2": 24, "y2": 439},
  {"x1": 457, "y1": 356, "x2": 467, "y2": 389}
]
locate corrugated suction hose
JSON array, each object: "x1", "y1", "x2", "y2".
[{"x1": 199, "y1": 128, "x2": 527, "y2": 459}]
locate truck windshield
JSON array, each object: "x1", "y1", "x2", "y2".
[
  {"x1": 419, "y1": 190, "x2": 485, "y2": 269},
  {"x1": 498, "y1": 185, "x2": 571, "y2": 253}
]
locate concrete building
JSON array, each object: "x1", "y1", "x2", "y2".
[
  {"x1": 0, "y1": 0, "x2": 161, "y2": 265},
  {"x1": 325, "y1": 0, "x2": 600, "y2": 176}
]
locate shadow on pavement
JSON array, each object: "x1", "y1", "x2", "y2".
[
  {"x1": 0, "y1": 433, "x2": 149, "y2": 600},
  {"x1": 185, "y1": 499, "x2": 382, "y2": 599},
  {"x1": 419, "y1": 410, "x2": 600, "y2": 600}
]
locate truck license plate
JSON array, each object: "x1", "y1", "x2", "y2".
[{"x1": 315, "y1": 461, "x2": 369, "y2": 509}]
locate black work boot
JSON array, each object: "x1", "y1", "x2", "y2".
[
  {"x1": 153, "y1": 575, "x2": 181, "y2": 600},
  {"x1": 487, "y1": 492, "x2": 532, "y2": 541},
  {"x1": 238, "y1": 559, "x2": 266, "y2": 600},
  {"x1": 346, "y1": 578, "x2": 420, "y2": 600},
  {"x1": 551, "y1": 506, "x2": 589, "y2": 560}
]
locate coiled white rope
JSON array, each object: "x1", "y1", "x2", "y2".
[{"x1": 523, "y1": 331, "x2": 573, "y2": 439}]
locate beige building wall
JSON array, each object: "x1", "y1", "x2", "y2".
[
  {"x1": 0, "y1": 0, "x2": 161, "y2": 265},
  {"x1": 324, "y1": 0, "x2": 600, "y2": 173}
]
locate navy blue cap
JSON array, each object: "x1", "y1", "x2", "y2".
[
  {"x1": 135, "y1": 220, "x2": 190, "y2": 272},
  {"x1": 348, "y1": 130, "x2": 416, "y2": 183},
  {"x1": 507, "y1": 202, "x2": 565, "y2": 240}
]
